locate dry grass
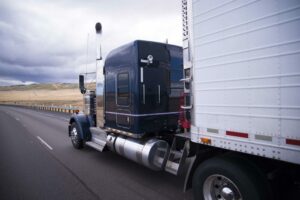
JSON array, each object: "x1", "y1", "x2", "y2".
[
  {"x1": 0, "y1": 83, "x2": 78, "y2": 91},
  {"x1": 0, "y1": 84, "x2": 85, "y2": 109},
  {"x1": 0, "y1": 83, "x2": 100, "y2": 111}
]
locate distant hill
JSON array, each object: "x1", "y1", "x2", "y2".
[
  {"x1": 0, "y1": 82, "x2": 98, "y2": 109},
  {"x1": 0, "y1": 83, "x2": 79, "y2": 91}
]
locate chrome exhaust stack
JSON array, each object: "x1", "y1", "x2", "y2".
[{"x1": 95, "y1": 22, "x2": 105, "y2": 128}]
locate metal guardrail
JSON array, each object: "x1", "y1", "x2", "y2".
[
  {"x1": 4, "y1": 103, "x2": 81, "y2": 114},
  {"x1": 30, "y1": 104, "x2": 81, "y2": 114}
]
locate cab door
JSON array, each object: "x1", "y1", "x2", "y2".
[{"x1": 140, "y1": 66, "x2": 169, "y2": 114}]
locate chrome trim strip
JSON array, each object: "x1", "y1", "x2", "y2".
[{"x1": 105, "y1": 111, "x2": 180, "y2": 117}]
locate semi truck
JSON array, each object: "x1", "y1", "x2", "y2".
[{"x1": 68, "y1": 0, "x2": 300, "y2": 199}]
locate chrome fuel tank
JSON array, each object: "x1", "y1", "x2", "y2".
[{"x1": 106, "y1": 135, "x2": 169, "y2": 171}]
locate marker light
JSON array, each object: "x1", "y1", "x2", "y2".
[{"x1": 200, "y1": 137, "x2": 212, "y2": 145}]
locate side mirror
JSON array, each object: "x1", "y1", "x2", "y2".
[{"x1": 79, "y1": 75, "x2": 86, "y2": 94}]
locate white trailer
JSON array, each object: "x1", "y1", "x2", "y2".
[{"x1": 180, "y1": 0, "x2": 300, "y2": 199}]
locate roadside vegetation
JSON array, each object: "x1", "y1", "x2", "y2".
[{"x1": 0, "y1": 83, "x2": 97, "y2": 110}]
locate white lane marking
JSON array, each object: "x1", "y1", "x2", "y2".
[
  {"x1": 15, "y1": 118, "x2": 20, "y2": 121},
  {"x1": 37, "y1": 136, "x2": 53, "y2": 150}
]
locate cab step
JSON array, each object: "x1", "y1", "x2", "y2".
[
  {"x1": 85, "y1": 141, "x2": 106, "y2": 152},
  {"x1": 165, "y1": 137, "x2": 189, "y2": 175},
  {"x1": 87, "y1": 127, "x2": 107, "y2": 152}
]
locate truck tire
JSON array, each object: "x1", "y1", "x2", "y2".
[
  {"x1": 192, "y1": 155, "x2": 271, "y2": 200},
  {"x1": 70, "y1": 122, "x2": 83, "y2": 149}
]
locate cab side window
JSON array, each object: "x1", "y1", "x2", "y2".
[{"x1": 117, "y1": 73, "x2": 129, "y2": 105}]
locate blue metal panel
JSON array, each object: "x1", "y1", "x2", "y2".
[{"x1": 104, "y1": 40, "x2": 183, "y2": 137}]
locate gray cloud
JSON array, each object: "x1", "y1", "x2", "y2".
[{"x1": 0, "y1": 0, "x2": 182, "y2": 86}]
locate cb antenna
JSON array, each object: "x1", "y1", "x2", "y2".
[{"x1": 85, "y1": 33, "x2": 89, "y2": 76}]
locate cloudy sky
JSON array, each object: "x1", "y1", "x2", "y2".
[{"x1": 0, "y1": 0, "x2": 182, "y2": 86}]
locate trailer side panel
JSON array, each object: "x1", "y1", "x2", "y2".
[{"x1": 189, "y1": 0, "x2": 300, "y2": 164}]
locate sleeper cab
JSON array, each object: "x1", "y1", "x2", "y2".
[{"x1": 104, "y1": 40, "x2": 183, "y2": 138}]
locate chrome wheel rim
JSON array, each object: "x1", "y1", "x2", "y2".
[
  {"x1": 70, "y1": 127, "x2": 78, "y2": 141},
  {"x1": 203, "y1": 174, "x2": 242, "y2": 200}
]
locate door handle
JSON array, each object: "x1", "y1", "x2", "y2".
[
  {"x1": 158, "y1": 85, "x2": 160, "y2": 104},
  {"x1": 143, "y1": 84, "x2": 145, "y2": 104}
]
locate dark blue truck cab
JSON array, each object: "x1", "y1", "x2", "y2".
[
  {"x1": 69, "y1": 39, "x2": 186, "y2": 173},
  {"x1": 104, "y1": 40, "x2": 183, "y2": 138}
]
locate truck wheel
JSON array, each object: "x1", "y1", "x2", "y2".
[
  {"x1": 192, "y1": 156, "x2": 270, "y2": 200},
  {"x1": 70, "y1": 122, "x2": 83, "y2": 149}
]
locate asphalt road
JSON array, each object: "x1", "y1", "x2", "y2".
[{"x1": 0, "y1": 105, "x2": 192, "y2": 200}]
